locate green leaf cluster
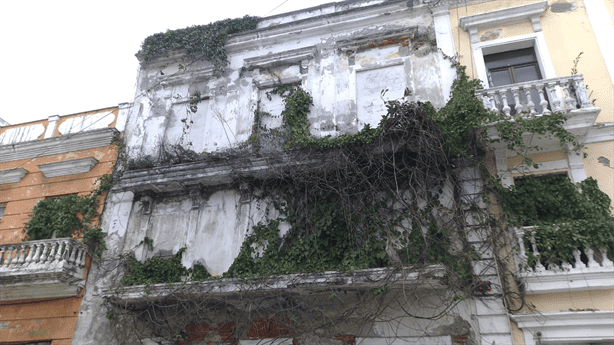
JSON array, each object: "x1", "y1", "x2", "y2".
[
  {"x1": 138, "y1": 15, "x2": 260, "y2": 72},
  {"x1": 121, "y1": 247, "x2": 212, "y2": 286},
  {"x1": 497, "y1": 175, "x2": 613, "y2": 266}
]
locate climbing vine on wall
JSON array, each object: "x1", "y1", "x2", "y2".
[{"x1": 138, "y1": 15, "x2": 260, "y2": 72}]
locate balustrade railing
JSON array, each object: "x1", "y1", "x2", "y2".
[
  {"x1": 513, "y1": 226, "x2": 614, "y2": 274},
  {"x1": 476, "y1": 74, "x2": 593, "y2": 117},
  {"x1": 0, "y1": 238, "x2": 89, "y2": 271}
]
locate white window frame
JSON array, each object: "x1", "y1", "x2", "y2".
[{"x1": 471, "y1": 32, "x2": 557, "y2": 90}]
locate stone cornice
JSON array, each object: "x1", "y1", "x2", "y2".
[
  {"x1": 38, "y1": 157, "x2": 99, "y2": 178},
  {"x1": 244, "y1": 47, "x2": 317, "y2": 70},
  {"x1": 0, "y1": 167, "x2": 28, "y2": 185},
  {"x1": 117, "y1": 150, "x2": 336, "y2": 193},
  {"x1": 0, "y1": 127, "x2": 118, "y2": 162},
  {"x1": 522, "y1": 267, "x2": 614, "y2": 294},
  {"x1": 103, "y1": 265, "x2": 446, "y2": 304},
  {"x1": 459, "y1": 1, "x2": 546, "y2": 43},
  {"x1": 511, "y1": 311, "x2": 614, "y2": 344}
]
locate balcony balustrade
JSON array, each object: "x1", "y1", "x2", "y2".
[
  {"x1": 476, "y1": 74, "x2": 593, "y2": 117},
  {"x1": 512, "y1": 226, "x2": 614, "y2": 293},
  {"x1": 0, "y1": 238, "x2": 89, "y2": 300}
]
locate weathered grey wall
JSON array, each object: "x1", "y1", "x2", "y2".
[{"x1": 70, "y1": 1, "x2": 492, "y2": 344}]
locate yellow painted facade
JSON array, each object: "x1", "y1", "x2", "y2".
[
  {"x1": 450, "y1": 1, "x2": 614, "y2": 344},
  {"x1": 0, "y1": 107, "x2": 120, "y2": 345}
]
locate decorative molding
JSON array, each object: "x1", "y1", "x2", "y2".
[
  {"x1": 0, "y1": 127, "x2": 118, "y2": 163},
  {"x1": 244, "y1": 47, "x2": 316, "y2": 71},
  {"x1": 160, "y1": 66, "x2": 215, "y2": 88},
  {"x1": 337, "y1": 27, "x2": 419, "y2": 52},
  {"x1": 511, "y1": 311, "x2": 614, "y2": 344},
  {"x1": 103, "y1": 265, "x2": 447, "y2": 304},
  {"x1": 522, "y1": 268, "x2": 614, "y2": 294},
  {"x1": 459, "y1": 1, "x2": 547, "y2": 43},
  {"x1": 37, "y1": 157, "x2": 98, "y2": 178},
  {"x1": 0, "y1": 167, "x2": 28, "y2": 185},
  {"x1": 254, "y1": 76, "x2": 302, "y2": 90}
]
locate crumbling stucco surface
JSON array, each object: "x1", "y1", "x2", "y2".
[{"x1": 70, "y1": 1, "x2": 493, "y2": 344}]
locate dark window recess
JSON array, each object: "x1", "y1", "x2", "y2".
[
  {"x1": 0, "y1": 204, "x2": 5, "y2": 220},
  {"x1": 484, "y1": 47, "x2": 545, "y2": 114}
]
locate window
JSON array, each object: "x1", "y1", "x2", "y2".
[
  {"x1": 0, "y1": 204, "x2": 5, "y2": 220},
  {"x1": 484, "y1": 47, "x2": 546, "y2": 114}
]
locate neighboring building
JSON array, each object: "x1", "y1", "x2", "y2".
[
  {"x1": 0, "y1": 106, "x2": 128, "y2": 344},
  {"x1": 68, "y1": 1, "x2": 613, "y2": 344},
  {"x1": 448, "y1": 0, "x2": 614, "y2": 344}
]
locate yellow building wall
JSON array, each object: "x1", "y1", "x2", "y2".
[
  {"x1": 449, "y1": 0, "x2": 614, "y2": 123},
  {"x1": 0, "y1": 108, "x2": 119, "y2": 345},
  {"x1": 449, "y1": 2, "x2": 614, "y2": 344}
]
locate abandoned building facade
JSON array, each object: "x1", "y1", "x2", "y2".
[{"x1": 1, "y1": 0, "x2": 612, "y2": 344}]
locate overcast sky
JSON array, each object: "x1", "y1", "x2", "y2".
[{"x1": 0, "y1": 0, "x2": 334, "y2": 125}]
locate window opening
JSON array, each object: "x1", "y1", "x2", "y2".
[
  {"x1": 484, "y1": 47, "x2": 546, "y2": 114},
  {"x1": 0, "y1": 204, "x2": 5, "y2": 220}
]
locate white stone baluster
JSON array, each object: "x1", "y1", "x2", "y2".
[
  {"x1": 511, "y1": 87, "x2": 523, "y2": 115},
  {"x1": 599, "y1": 248, "x2": 613, "y2": 268},
  {"x1": 4, "y1": 246, "x2": 15, "y2": 267},
  {"x1": 561, "y1": 79, "x2": 577, "y2": 110},
  {"x1": 16, "y1": 245, "x2": 27, "y2": 265},
  {"x1": 0, "y1": 247, "x2": 5, "y2": 267},
  {"x1": 499, "y1": 91, "x2": 511, "y2": 116},
  {"x1": 54, "y1": 240, "x2": 64, "y2": 263},
  {"x1": 488, "y1": 93, "x2": 498, "y2": 113},
  {"x1": 536, "y1": 84, "x2": 551, "y2": 115},
  {"x1": 572, "y1": 249, "x2": 584, "y2": 270},
  {"x1": 586, "y1": 247, "x2": 599, "y2": 268},
  {"x1": 529, "y1": 230, "x2": 545, "y2": 272},
  {"x1": 572, "y1": 76, "x2": 591, "y2": 108},
  {"x1": 546, "y1": 83, "x2": 563, "y2": 112},
  {"x1": 78, "y1": 249, "x2": 87, "y2": 268},
  {"x1": 560, "y1": 259, "x2": 573, "y2": 271},
  {"x1": 514, "y1": 227, "x2": 528, "y2": 271},
  {"x1": 31, "y1": 243, "x2": 42, "y2": 264},
  {"x1": 40, "y1": 242, "x2": 50, "y2": 264},
  {"x1": 24, "y1": 243, "x2": 35, "y2": 266},
  {"x1": 68, "y1": 242, "x2": 78, "y2": 265},
  {"x1": 523, "y1": 85, "x2": 536, "y2": 115},
  {"x1": 60, "y1": 240, "x2": 70, "y2": 263}
]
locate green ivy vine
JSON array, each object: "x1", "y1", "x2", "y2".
[
  {"x1": 496, "y1": 175, "x2": 613, "y2": 267},
  {"x1": 121, "y1": 247, "x2": 211, "y2": 286},
  {"x1": 138, "y1": 15, "x2": 260, "y2": 72}
]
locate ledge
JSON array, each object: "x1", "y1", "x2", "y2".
[
  {"x1": 104, "y1": 265, "x2": 447, "y2": 304},
  {"x1": 511, "y1": 311, "x2": 614, "y2": 344},
  {"x1": 459, "y1": 1, "x2": 546, "y2": 42},
  {"x1": 0, "y1": 167, "x2": 28, "y2": 185},
  {"x1": 38, "y1": 157, "x2": 98, "y2": 178},
  {"x1": 522, "y1": 267, "x2": 614, "y2": 294},
  {"x1": 0, "y1": 238, "x2": 89, "y2": 301},
  {"x1": 117, "y1": 150, "x2": 338, "y2": 193},
  {"x1": 244, "y1": 47, "x2": 316, "y2": 70},
  {"x1": 0, "y1": 127, "x2": 118, "y2": 163}
]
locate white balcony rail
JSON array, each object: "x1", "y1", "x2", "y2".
[
  {"x1": 477, "y1": 74, "x2": 593, "y2": 117},
  {"x1": 513, "y1": 226, "x2": 614, "y2": 274},
  {"x1": 0, "y1": 238, "x2": 89, "y2": 271}
]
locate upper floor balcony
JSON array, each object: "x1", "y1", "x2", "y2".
[
  {"x1": 0, "y1": 238, "x2": 89, "y2": 300},
  {"x1": 512, "y1": 225, "x2": 614, "y2": 294}
]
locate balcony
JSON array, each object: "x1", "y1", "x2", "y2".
[
  {"x1": 480, "y1": 74, "x2": 601, "y2": 158},
  {"x1": 0, "y1": 238, "x2": 89, "y2": 300},
  {"x1": 477, "y1": 74, "x2": 595, "y2": 117},
  {"x1": 512, "y1": 226, "x2": 614, "y2": 294}
]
